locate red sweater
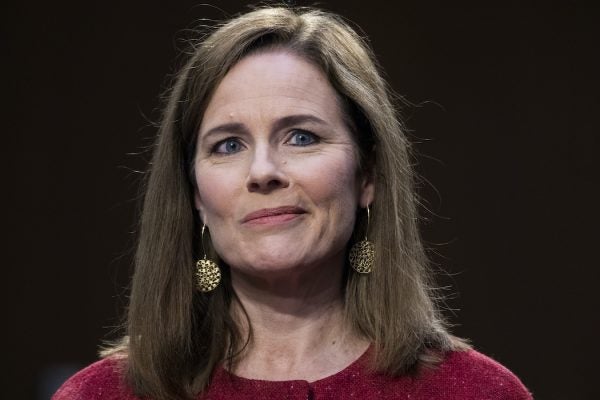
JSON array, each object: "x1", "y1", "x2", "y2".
[{"x1": 53, "y1": 349, "x2": 532, "y2": 399}]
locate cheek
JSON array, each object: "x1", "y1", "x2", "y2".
[
  {"x1": 302, "y1": 154, "x2": 361, "y2": 252},
  {"x1": 195, "y1": 165, "x2": 242, "y2": 223},
  {"x1": 299, "y1": 150, "x2": 360, "y2": 204}
]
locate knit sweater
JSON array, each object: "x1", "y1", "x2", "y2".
[{"x1": 53, "y1": 349, "x2": 532, "y2": 399}]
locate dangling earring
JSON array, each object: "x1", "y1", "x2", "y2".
[
  {"x1": 349, "y1": 205, "x2": 375, "y2": 274},
  {"x1": 195, "y1": 224, "x2": 221, "y2": 292}
]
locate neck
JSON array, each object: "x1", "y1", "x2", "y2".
[{"x1": 228, "y1": 258, "x2": 369, "y2": 381}]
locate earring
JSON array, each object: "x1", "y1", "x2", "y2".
[
  {"x1": 195, "y1": 224, "x2": 221, "y2": 292},
  {"x1": 349, "y1": 205, "x2": 375, "y2": 274}
]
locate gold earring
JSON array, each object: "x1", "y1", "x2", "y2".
[
  {"x1": 195, "y1": 224, "x2": 221, "y2": 292},
  {"x1": 349, "y1": 205, "x2": 375, "y2": 274}
]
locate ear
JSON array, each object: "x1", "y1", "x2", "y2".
[
  {"x1": 358, "y1": 172, "x2": 375, "y2": 208},
  {"x1": 194, "y1": 189, "x2": 206, "y2": 223}
]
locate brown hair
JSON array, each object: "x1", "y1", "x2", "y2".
[{"x1": 109, "y1": 6, "x2": 467, "y2": 400}]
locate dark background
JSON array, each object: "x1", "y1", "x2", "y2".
[{"x1": 3, "y1": 1, "x2": 598, "y2": 399}]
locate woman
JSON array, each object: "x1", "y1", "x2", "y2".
[{"x1": 54, "y1": 6, "x2": 532, "y2": 400}]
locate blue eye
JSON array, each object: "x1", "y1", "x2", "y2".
[
  {"x1": 214, "y1": 138, "x2": 244, "y2": 154},
  {"x1": 288, "y1": 130, "x2": 317, "y2": 146}
]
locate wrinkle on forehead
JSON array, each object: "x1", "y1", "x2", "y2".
[{"x1": 200, "y1": 50, "x2": 345, "y2": 130}]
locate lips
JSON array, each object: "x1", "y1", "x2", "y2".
[{"x1": 241, "y1": 206, "x2": 306, "y2": 224}]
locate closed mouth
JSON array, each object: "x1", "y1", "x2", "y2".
[{"x1": 241, "y1": 206, "x2": 307, "y2": 223}]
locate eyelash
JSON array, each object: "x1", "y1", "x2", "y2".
[
  {"x1": 210, "y1": 129, "x2": 319, "y2": 155},
  {"x1": 211, "y1": 138, "x2": 245, "y2": 155},
  {"x1": 286, "y1": 129, "x2": 319, "y2": 146}
]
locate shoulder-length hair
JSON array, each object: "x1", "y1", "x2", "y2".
[{"x1": 112, "y1": 6, "x2": 467, "y2": 400}]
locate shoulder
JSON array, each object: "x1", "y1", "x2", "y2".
[
  {"x1": 52, "y1": 356, "x2": 138, "y2": 400},
  {"x1": 415, "y1": 349, "x2": 533, "y2": 400}
]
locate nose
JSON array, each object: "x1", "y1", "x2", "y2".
[{"x1": 246, "y1": 145, "x2": 289, "y2": 193}]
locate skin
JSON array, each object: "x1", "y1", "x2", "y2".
[{"x1": 194, "y1": 50, "x2": 374, "y2": 381}]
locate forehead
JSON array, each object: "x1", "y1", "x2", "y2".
[{"x1": 201, "y1": 50, "x2": 346, "y2": 126}]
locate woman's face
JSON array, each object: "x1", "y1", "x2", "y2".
[{"x1": 194, "y1": 50, "x2": 374, "y2": 277}]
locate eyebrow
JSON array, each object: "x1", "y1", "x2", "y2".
[
  {"x1": 272, "y1": 114, "x2": 328, "y2": 131},
  {"x1": 200, "y1": 122, "x2": 248, "y2": 139},
  {"x1": 200, "y1": 114, "x2": 329, "y2": 140}
]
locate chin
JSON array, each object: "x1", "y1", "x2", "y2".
[
  {"x1": 227, "y1": 254, "x2": 315, "y2": 276},
  {"x1": 243, "y1": 257, "x2": 309, "y2": 274}
]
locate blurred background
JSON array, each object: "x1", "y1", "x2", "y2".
[{"x1": 2, "y1": 1, "x2": 598, "y2": 399}]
